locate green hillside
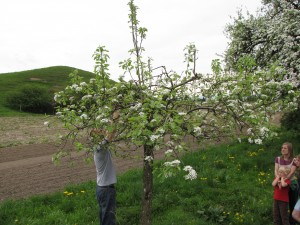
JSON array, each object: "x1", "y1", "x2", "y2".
[{"x1": 0, "y1": 66, "x2": 95, "y2": 116}]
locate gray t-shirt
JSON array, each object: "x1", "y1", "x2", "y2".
[{"x1": 93, "y1": 144, "x2": 117, "y2": 186}]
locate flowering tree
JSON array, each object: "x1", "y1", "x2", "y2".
[
  {"x1": 224, "y1": 0, "x2": 300, "y2": 88},
  {"x1": 53, "y1": 1, "x2": 299, "y2": 224}
]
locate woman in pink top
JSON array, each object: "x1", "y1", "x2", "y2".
[{"x1": 274, "y1": 142, "x2": 298, "y2": 225}]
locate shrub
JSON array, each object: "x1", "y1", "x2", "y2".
[
  {"x1": 6, "y1": 85, "x2": 55, "y2": 114},
  {"x1": 281, "y1": 108, "x2": 300, "y2": 134}
]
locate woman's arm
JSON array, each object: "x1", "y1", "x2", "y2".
[
  {"x1": 287, "y1": 165, "x2": 297, "y2": 180},
  {"x1": 275, "y1": 163, "x2": 279, "y2": 177}
]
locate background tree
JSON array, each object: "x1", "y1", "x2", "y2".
[
  {"x1": 224, "y1": 0, "x2": 300, "y2": 87},
  {"x1": 53, "y1": 0, "x2": 299, "y2": 224}
]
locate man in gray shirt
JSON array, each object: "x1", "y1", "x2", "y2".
[{"x1": 92, "y1": 110, "x2": 119, "y2": 225}]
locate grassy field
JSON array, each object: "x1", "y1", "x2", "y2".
[
  {"x1": 0, "y1": 66, "x2": 95, "y2": 116},
  {"x1": 1, "y1": 130, "x2": 299, "y2": 225}
]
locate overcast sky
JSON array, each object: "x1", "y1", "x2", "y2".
[{"x1": 0, "y1": 0, "x2": 262, "y2": 81}]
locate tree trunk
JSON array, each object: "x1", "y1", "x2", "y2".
[{"x1": 140, "y1": 144, "x2": 154, "y2": 225}]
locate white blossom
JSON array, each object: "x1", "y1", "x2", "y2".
[
  {"x1": 130, "y1": 103, "x2": 142, "y2": 110},
  {"x1": 165, "y1": 149, "x2": 173, "y2": 154},
  {"x1": 194, "y1": 127, "x2": 202, "y2": 136},
  {"x1": 260, "y1": 127, "x2": 269, "y2": 136},
  {"x1": 164, "y1": 160, "x2": 180, "y2": 167},
  {"x1": 150, "y1": 135, "x2": 160, "y2": 142},
  {"x1": 44, "y1": 121, "x2": 49, "y2": 126},
  {"x1": 183, "y1": 165, "x2": 197, "y2": 180},
  {"x1": 82, "y1": 95, "x2": 92, "y2": 100},
  {"x1": 80, "y1": 114, "x2": 88, "y2": 120},
  {"x1": 247, "y1": 128, "x2": 253, "y2": 135},
  {"x1": 164, "y1": 172, "x2": 174, "y2": 178},
  {"x1": 101, "y1": 118, "x2": 109, "y2": 123},
  {"x1": 254, "y1": 138, "x2": 262, "y2": 145},
  {"x1": 145, "y1": 156, "x2": 153, "y2": 162},
  {"x1": 166, "y1": 141, "x2": 174, "y2": 147},
  {"x1": 76, "y1": 87, "x2": 82, "y2": 92},
  {"x1": 80, "y1": 82, "x2": 87, "y2": 86},
  {"x1": 71, "y1": 84, "x2": 78, "y2": 89},
  {"x1": 54, "y1": 94, "x2": 60, "y2": 101},
  {"x1": 157, "y1": 128, "x2": 165, "y2": 134},
  {"x1": 178, "y1": 112, "x2": 186, "y2": 116}
]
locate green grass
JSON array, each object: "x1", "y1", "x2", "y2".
[
  {"x1": 0, "y1": 131, "x2": 299, "y2": 225},
  {"x1": 0, "y1": 66, "x2": 95, "y2": 116}
]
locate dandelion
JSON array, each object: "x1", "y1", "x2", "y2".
[{"x1": 44, "y1": 121, "x2": 49, "y2": 126}]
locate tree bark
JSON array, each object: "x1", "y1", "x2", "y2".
[{"x1": 140, "y1": 144, "x2": 154, "y2": 225}]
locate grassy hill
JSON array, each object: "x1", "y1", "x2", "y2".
[{"x1": 0, "y1": 66, "x2": 95, "y2": 116}]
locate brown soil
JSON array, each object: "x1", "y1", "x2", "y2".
[
  {"x1": 0, "y1": 116, "x2": 199, "y2": 202},
  {"x1": 0, "y1": 142, "x2": 146, "y2": 202}
]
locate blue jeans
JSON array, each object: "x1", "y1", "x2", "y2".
[{"x1": 96, "y1": 185, "x2": 116, "y2": 225}]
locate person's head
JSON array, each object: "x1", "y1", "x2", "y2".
[
  {"x1": 294, "y1": 154, "x2": 300, "y2": 168},
  {"x1": 278, "y1": 166, "x2": 291, "y2": 178},
  {"x1": 281, "y1": 142, "x2": 293, "y2": 159}
]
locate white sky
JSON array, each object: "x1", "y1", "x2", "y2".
[{"x1": 0, "y1": 0, "x2": 262, "y2": 81}]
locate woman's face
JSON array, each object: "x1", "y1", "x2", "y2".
[{"x1": 281, "y1": 144, "x2": 289, "y2": 156}]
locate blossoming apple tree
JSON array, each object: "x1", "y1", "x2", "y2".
[{"x1": 53, "y1": 1, "x2": 299, "y2": 224}]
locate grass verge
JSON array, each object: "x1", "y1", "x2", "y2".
[{"x1": 0, "y1": 130, "x2": 299, "y2": 225}]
